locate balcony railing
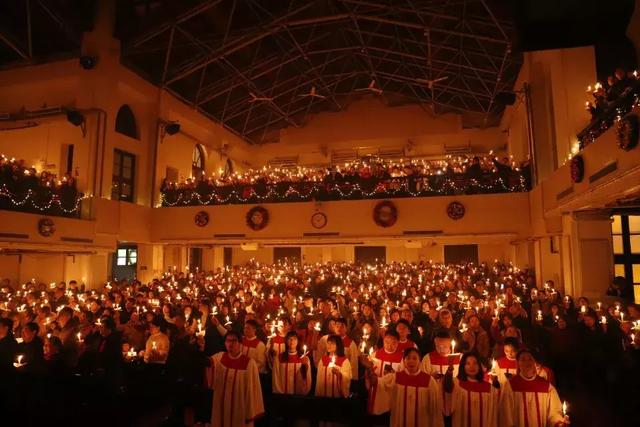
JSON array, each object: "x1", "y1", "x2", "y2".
[
  {"x1": 578, "y1": 81, "x2": 640, "y2": 149},
  {"x1": 160, "y1": 172, "x2": 530, "y2": 207},
  {"x1": 0, "y1": 184, "x2": 85, "y2": 218}
]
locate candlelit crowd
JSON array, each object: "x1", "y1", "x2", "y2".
[
  {"x1": 0, "y1": 154, "x2": 81, "y2": 216},
  {"x1": 580, "y1": 66, "x2": 640, "y2": 148},
  {"x1": 0, "y1": 260, "x2": 637, "y2": 426},
  {"x1": 160, "y1": 155, "x2": 531, "y2": 206}
]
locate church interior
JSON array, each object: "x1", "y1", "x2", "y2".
[{"x1": 0, "y1": 1, "x2": 638, "y2": 426}]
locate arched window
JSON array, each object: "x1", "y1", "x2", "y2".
[
  {"x1": 192, "y1": 144, "x2": 205, "y2": 179},
  {"x1": 115, "y1": 105, "x2": 139, "y2": 139}
]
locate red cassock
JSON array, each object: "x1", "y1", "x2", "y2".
[
  {"x1": 272, "y1": 352, "x2": 312, "y2": 395},
  {"x1": 368, "y1": 348, "x2": 404, "y2": 414},
  {"x1": 208, "y1": 352, "x2": 265, "y2": 427},
  {"x1": 499, "y1": 374, "x2": 565, "y2": 427},
  {"x1": 242, "y1": 336, "x2": 266, "y2": 374},
  {"x1": 315, "y1": 355, "x2": 352, "y2": 398},
  {"x1": 448, "y1": 378, "x2": 499, "y2": 427},
  {"x1": 377, "y1": 370, "x2": 444, "y2": 427},
  {"x1": 421, "y1": 351, "x2": 461, "y2": 414},
  {"x1": 496, "y1": 356, "x2": 518, "y2": 384},
  {"x1": 396, "y1": 339, "x2": 418, "y2": 354}
]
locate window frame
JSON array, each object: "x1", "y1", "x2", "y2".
[{"x1": 112, "y1": 149, "x2": 136, "y2": 203}]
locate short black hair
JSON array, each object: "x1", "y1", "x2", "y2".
[
  {"x1": 24, "y1": 322, "x2": 39, "y2": 334},
  {"x1": 396, "y1": 319, "x2": 411, "y2": 329},
  {"x1": 245, "y1": 319, "x2": 260, "y2": 330},
  {"x1": 225, "y1": 330, "x2": 243, "y2": 342},
  {"x1": 403, "y1": 347, "x2": 420, "y2": 359},
  {"x1": 434, "y1": 329, "x2": 451, "y2": 340},
  {"x1": 503, "y1": 337, "x2": 520, "y2": 349},
  {"x1": 384, "y1": 329, "x2": 400, "y2": 340},
  {"x1": 327, "y1": 334, "x2": 345, "y2": 357}
]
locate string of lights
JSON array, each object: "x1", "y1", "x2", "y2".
[
  {"x1": 160, "y1": 175, "x2": 528, "y2": 207},
  {"x1": 0, "y1": 185, "x2": 88, "y2": 214}
]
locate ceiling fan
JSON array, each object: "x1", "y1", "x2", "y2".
[
  {"x1": 248, "y1": 92, "x2": 274, "y2": 103},
  {"x1": 298, "y1": 86, "x2": 326, "y2": 99},
  {"x1": 355, "y1": 79, "x2": 383, "y2": 95},
  {"x1": 416, "y1": 76, "x2": 449, "y2": 89}
]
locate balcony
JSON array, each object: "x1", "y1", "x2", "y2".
[{"x1": 160, "y1": 173, "x2": 530, "y2": 207}]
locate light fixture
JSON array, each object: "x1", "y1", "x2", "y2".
[
  {"x1": 165, "y1": 122, "x2": 180, "y2": 135},
  {"x1": 66, "y1": 109, "x2": 86, "y2": 136}
]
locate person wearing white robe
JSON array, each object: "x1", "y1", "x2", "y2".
[
  {"x1": 315, "y1": 318, "x2": 359, "y2": 380},
  {"x1": 266, "y1": 317, "x2": 291, "y2": 368},
  {"x1": 443, "y1": 352, "x2": 499, "y2": 427},
  {"x1": 209, "y1": 331, "x2": 265, "y2": 427},
  {"x1": 315, "y1": 334, "x2": 352, "y2": 398},
  {"x1": 370, "y1": 347, "x2": 444, "y2": 427},
  {"x1": 272, "y1": 331, "x2": 312, "y2": 395},
  {"x1": 494, "y1": 337, "x2": 519, "y2": 385},
  {"x1": 242, "y1": 320, "x2": 267, "y2": 374},
  {"x1": 500, "y1": 349, "x2": 569, "y2": 427},
  {"x1": 363, "y1": 330, "x2": 404, "y2": 415},
  {"x1": 421, "y1": 330, "x2": 461, "y2": 416}
]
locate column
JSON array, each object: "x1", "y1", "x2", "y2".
[{"x1": 562, "y1": 212, "x2": 613, "y2": 299}]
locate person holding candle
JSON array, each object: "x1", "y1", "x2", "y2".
[
  {"x1": 0, "y1": 317, "x2": 18, "y2": 375},
  {"x1": 315, "y1": 317, "x2": 359, "y2": 380},
  {"x1": 395, "y1": 319, "x2": 418, "y2": 353},
  {"x1": 241, "y1": 319, "x2": 267, "y2": 374},
  {"x1": 495, "y1": 337, "x2": 520, "y2": 384},
  {"x1": 364, "y1": 329, "x2": 404, "y2": 415},
  {"x1": 208, "y1": 330, "x2": 264, "y2": 427},
  {"x1": 442, "y1": 351, "x2": 499, "y2": 427},
  {"x1": 18, "y1": 321, "x2": 45, "y2": 374},
  {"x1": 315, "y1": 334, "x2": 352, "y2": 398},
  {"x1": 144, "y1": 316, "x2": 170, "y2": 365},
  {"x1": 272, "y1": 331, "x2": 312, "y2": 395},
  {"x1": 499, "y1": 349, "x2": 569, "y2": 427},
  {"x1": 368, "y1": 347, "x2": 444, "y2": 427}
]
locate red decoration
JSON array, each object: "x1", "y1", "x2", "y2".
[
  {"x1": 194, "y1": 211, "x2": 209, "y2": 227},
  {"x1": 447, "y1": 201, "x2": 465, "y2": 220},
  {"x1": 616, "y1": 113, "x2": 639, "y2": 151},
  {"x1": 38, "y1": 218, "x2": 55, "y2": 237},
  {"x1": 373, "y1": 201, "x2": 398, "y2": 228},
  {"x1": 246, "y1": 206, "x2": 269, "y2": 231},
  {"x1": 570, "y1": 155, "x2": 584, "y2": 183}
]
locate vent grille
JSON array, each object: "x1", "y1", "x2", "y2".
[
  {"x1": 214, "y1": 233, "x2": 246, "y2": 238},
  {"x1": 60, "y1": 237, "x2": 93, "y2": 243},
  {"x1": 302, "y1": 232, "x2": 340, "y2": 237},
  {"x1": 403, "y1": 230, "x2": 443, "y2": 235},
  {"x1": 589, "y1": 161, "x2": 618, "y2": 184},
  {"x1": 556, "y1": 187, "x2": 574, "y2": 200},
  {"x1": 0, "y1": 232, "x2": 28, "y2": 239}
]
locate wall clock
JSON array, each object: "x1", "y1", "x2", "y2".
[{"x1": 311, "y1": 212, "x2": 327, "y2": 229}]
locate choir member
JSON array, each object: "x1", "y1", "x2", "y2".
[
  {"x1": 421, "y1": 330, "x2": 461, "y2": 418},
  {"x1": 395, "y1": 319, "x2": 418, "y2": 353},
  {"x1": 241, "y1": 320, "x2": 266, "y2": 374},
  {"x1": 315, "y1": 317, "x2": 359, "y2": 380},
  {"x1": 209, "y1": 331, "x2": 264, "y2": 427},
  {"x1": 495, "y1": 337, "x2": 519, "y2": 384},
  {"x1": 500, "y1": 349, "x2": 568, "y2": 427},
  {"x1": 272, "y1": 331, "x2": 312, "y2": 395},
  {"x1": 365, "y1": 330, "x2": 405, "y2": 414},
  {"x1": 443, "y1": 352, "x2": 499, "y2": 427},
  {"x1": 267, "y1": 316, "x2": 291, "y2": 367},
  {"x1": 315, "y1": 334, "x2": 352, "y2": 398},
  {"x1": 370, "y1": 348, "x2": 444, "y2": 427}
]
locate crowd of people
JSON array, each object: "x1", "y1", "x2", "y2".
[
  {"x1": 0, "y1": 154, "x2": 81, "y2": 216},
  {"x1": 160, "y1": 156, "x2": 531, "y2": 206},
  {"x1": 0, "y1": 260, "x2": 637, "y2": 426},
  {"x1": 581, "y1": 67, "x2": 640, "y2": 147}
]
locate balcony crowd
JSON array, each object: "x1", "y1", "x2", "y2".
[
  {"x1": 0, "y1": 260, "x2": 636, "y2": 426},
  {"x1": 581, "y1": 67, "x2": 640, "y2": 147},
  {"x1": 0, "y1": 155, "x2": 82, "y2": 216},
  {"x1": 160, "y1": 156, "x2": 531, "y2": 207}
]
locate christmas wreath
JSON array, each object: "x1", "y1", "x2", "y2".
[
  {"x1": 38, "y1": 218, "x2": 55, "y2": 237},
  {"x1": 246, "y1": 206, "x2": 269, "y2": 231},
  {"x1": 373, "y1": 200, "x2": 398, "y2": 227},
  {"x1": 194, "y1": 211, "x2": 209, "y2": 227},
  {"x1": 616, "y1": 113, "x2": 639, "y2": 151},
  {"x1": 570, "y1": 155, "x2": 584, "y2": 183},
  {"x1": 446, "y1": 201, "x2": 466, "y2": 220}
]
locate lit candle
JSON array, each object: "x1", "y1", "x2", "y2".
[
  {"x1": 14, "y1": 354, "x2": 25, "y2": 368},
  {"x1": 601, "y1": 316, "x2": 607, "y2": 325},
  {"x1": 314, "y1": 322, "x2": 321, "y2": 332},
  {"x1": 536, "y1": 310, "x2": 543, "y2": 321},
  {"x1": 152, "y1": 341, "x2": 157, "y2": 350},
  {"x1": 302, "y1": 344, "x2": 308, "y2": 357},
  {"x1": 451, "y1": 339, "x2": 456, "y2": 354},
  {"x1": 77, "y1": 332, "x2": 83, "y2": 343},
  {"x1": 562, "y1": 401, "x2": 569, "y2": 421},
  {"x1": 491, "y1": 359, "x2": 498, "y2": 375}
]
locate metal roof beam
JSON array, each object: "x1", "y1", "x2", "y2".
[{"x1": 126, "y1": 0, "x2": 225, "y2": 49}]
